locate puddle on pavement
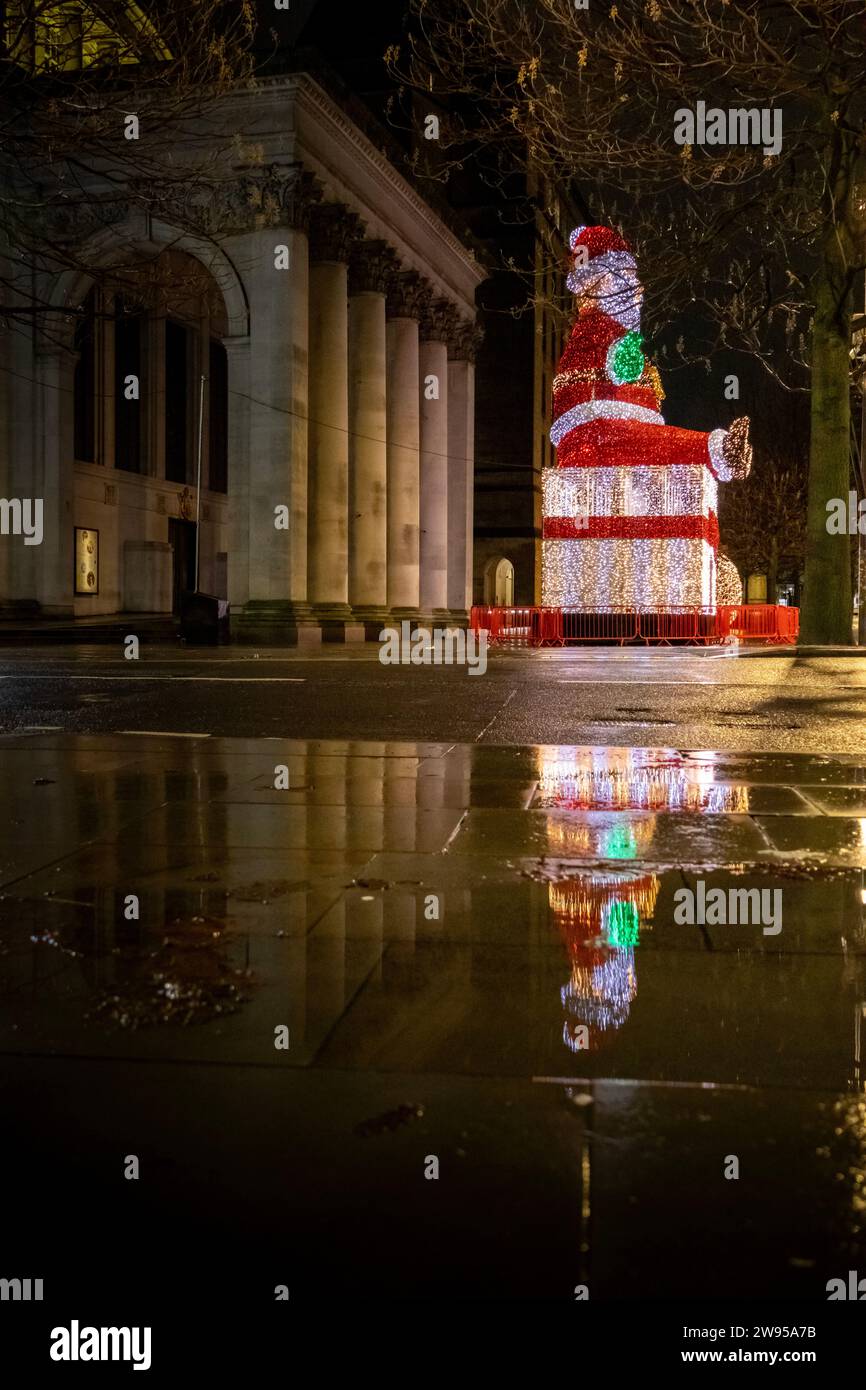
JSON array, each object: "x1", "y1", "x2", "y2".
[
  {"x1": 1, "y1": 869, "x2": 864, "y2": 1085},
  {"x1": 85, "y1": 914, "x2": 253, "y2": 1030},
  {"x1": 534, "y1": 747, "x2": 752, "y2": 812},
  {"x1": 526, "y1": 748, "x2": 866, "y2": 1072},
  {"x1": 0, "y1": 892, "x2": 254, "y2": 1032},
  {"x1": 0, "y1": 741, "x2": 865, "y2": 1089},
  {"x1": 4, "y1": 736, "x2": 866, "y2": 1300},
  {"x1": 551, "y1": 870, "x2": 657, "y2": 1050}
]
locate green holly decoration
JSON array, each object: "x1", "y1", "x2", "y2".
[{"x1": 608, "y1": 330, "x2": 645, "y2": 384}]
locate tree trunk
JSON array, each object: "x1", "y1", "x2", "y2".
[
  {"x1": 766, "y1": 534, "x2": 778, "y2": 607},
  {"x1": 800, "y1": 238, "x2": 854, "y2": 644}
]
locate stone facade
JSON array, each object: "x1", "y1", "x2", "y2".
[{"x1": 0, "y1": 74, "x2": 485, "y2": 641}]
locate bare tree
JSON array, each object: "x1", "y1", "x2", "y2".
[
  {"x1": 720, "y1": 459, "x2": 808, "y2": 603},
  {"x1": 387, "y1": 0, "x2": 866, "y2": 643},
  {"x1": 719, "y1": 380, "x2": 809, "y2": 598},
  {"x1": 0, "y1": 0, "x2": 256, "y2": 331}
]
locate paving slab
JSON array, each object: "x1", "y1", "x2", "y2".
[
  {"x1": 1, "y1": 733, "x2": 865, "y2": 1310},
  {"x1": 1, "y1": 1058, "x2": 862, "y2": 1303}
]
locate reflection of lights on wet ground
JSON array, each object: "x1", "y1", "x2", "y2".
[
  {"x1": 830, "y1": 1094, "x2": 866, "y2": 1223},
  {"x1": 562, "y1": 950, "x2": 636, "y2": 1040},
  {"x1": 550, "y1": 874, "x2": 660, "y2": 930},
  {"x1": 542, "y1": 750, "x2": 748, "y2": 1053},
  {"x1": 604, "y1": 898, "x2": 640, "y2": 948},
  {"x1": 537, "y1": 747, "x2": 749, "y2": 813},
  {"x1": 545, "y1": 820, "x2": 593, "y2": 856},
  {"x1": 545, "y1": 816, "x2": 656, "y2": 858},
  {"x1": 551, "y1": 871, "x2": 660, "y2": 1051},
  {"x1": 603, "y1": 821, "x2": 642, "y2": 859}
]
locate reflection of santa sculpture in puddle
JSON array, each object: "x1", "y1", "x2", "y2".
[
  {"x1": 543, "y1": 226, "x2": 752, "y2": 608},
  {"x1": 540, "y1": 748, "x2": 750, "y2": 818},
  {"x1": 542, "y1": 749, "x2": 749, "y2": 1050},
  {"x1": 552, "y1": 872, "x2": 659, "y2": 1052}
]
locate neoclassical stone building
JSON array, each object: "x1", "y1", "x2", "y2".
[{"x1": 0, "y1": 72, "x2": 485, "y2": 641}]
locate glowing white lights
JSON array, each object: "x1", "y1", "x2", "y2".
[
  {"x1": 543, "y1": 464, "x2": 717, "y2": 521},
  {"x1": 542, "y1": 536, "x2": 716, "y2": 608},
  {"x1": 549, "y1": 398, "x2": 664, "y2": 447}
]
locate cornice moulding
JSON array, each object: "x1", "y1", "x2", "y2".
[{"x1": 220, "y1": 74, "x2": 484, "y2": 312}]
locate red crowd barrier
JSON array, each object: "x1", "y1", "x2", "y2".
[
  {"x1": 470, "y1": 604, "x2": 799, "y2": 647},
  {"x1": 718, "y1": 603, "x2": 800, "y2": 644}
]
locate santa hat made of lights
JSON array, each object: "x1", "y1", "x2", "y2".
[{"x1": 542, "y1": 224, "x2": 753, "y2": 609}]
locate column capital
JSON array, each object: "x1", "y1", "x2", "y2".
[
  {"x1": 348, "y1": 239, "x2": 398, "y2": 295},
  {"x1": 193, "y1": 162, "x2": 322, "y2": 234},
  {"x1": 447, "y1": 318, "x2": 484, "y2": 363},
  {"x1": 419, "y1": 295, "x2": 459, "y2": 344},
  {"x1": 386, "y1": 269, "x2": 424, "y2": 320},
  {"x1": 309, "y1": 202, "x2": 363, "y2": 265}
]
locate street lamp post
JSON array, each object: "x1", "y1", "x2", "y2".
[
  {"x1": 853, "y1": 292, "x2": 866, "y2": 644},
  {"x1": 193, "y1": 373, "x2": 207, "y2": 595},
  {"x1": 858, "y1": 358, "x2": 866, "y2": 645}
]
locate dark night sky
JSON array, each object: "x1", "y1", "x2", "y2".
[
  {"x1": 254, "y1": 0, "x2": 804, "y2": 448},
  {"x1": 256, "y1": 0, "x2": 405, "y2": 92}
]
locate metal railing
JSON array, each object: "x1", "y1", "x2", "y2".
[{"x1": 469, "y1": 604, "x2": 799, "y2": 647}]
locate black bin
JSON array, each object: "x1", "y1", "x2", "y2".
[{"x1": 179, "y1": 592, "x2": 229, "y2": 645}]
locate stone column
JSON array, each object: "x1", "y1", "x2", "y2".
[
  {"x1": 0, "y1": 261, "x2": 19, "y2": 611},
  {"x1": 447, "y1": 320, "x2": 482, "y2": 620},
  {"x1": 97, "y1": 288, "x2": 115, "y2": 472},
  {"x1": 35, "y1": 323, "x2": 76, "y2": 616},
  {"x1": 2, "y1": 271, "x2": 75, "y2": 616},
  {"x1": 418, "y1": 298, "x2": 456, "y2": 620},
  {"x1": 225, "y1": 335, "x2": 251, "y2": 611},
  {"x1": 348, "y1": 240, "x2": 394, "y2": 635},
  {"x1": 227, "y1": 164, "x2": 320, "y2": 644},
  {"x1": 146, "y1": 307, "x2": 164, "y2": 481},
  {"x1": 385, "y1": 271, "x2": 423, "y2": 617},
  {"x1": 308, "y1": 203, "x2": 363, "y2": 640}
]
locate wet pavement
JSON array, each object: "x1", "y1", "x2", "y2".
[
  {"x1": 2, "y1": 732, "x2": 866, "y2": 1306},
  {"x1": 1, "y1": 642, "x2": 866, "y2": 752}
]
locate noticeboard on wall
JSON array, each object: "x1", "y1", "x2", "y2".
[{"x1": 74, "y1": 527, "x2": 99, "y2": 596}]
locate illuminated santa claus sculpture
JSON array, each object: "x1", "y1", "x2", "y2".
[{"x1": 543, "y1": 225, "x2": 752, "y2": 608}]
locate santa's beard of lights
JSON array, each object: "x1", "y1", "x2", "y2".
[{"x1": 567, "y1": 254, "x2": 643, "y2": 332}]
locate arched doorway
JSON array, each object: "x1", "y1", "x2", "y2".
[
  {"x1": 69, "y1": 248, "x2": 232, "y2": 614},
  {"x1": 5, "y1": 214, "x2": 251, "y2": 619},
  {"x1": 485, "y1": 556, "x2": 515, "y2": 606}
]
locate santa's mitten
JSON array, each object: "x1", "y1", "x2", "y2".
[{"x1": 708, "y1": 416, "x2": 752, "y2": 481}]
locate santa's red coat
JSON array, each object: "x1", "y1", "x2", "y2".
[{"x1": 552, "y1": 308, "x2": 730, "y2": 478}]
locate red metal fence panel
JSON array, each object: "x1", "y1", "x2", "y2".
[
  {"x1": 470, "y1": 604, "x2": 799, "y2": 647},
  {"x1": 638, "y1": 607, "x2": 699, "y2": 644}
]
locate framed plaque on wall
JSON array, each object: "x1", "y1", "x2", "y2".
[{"x1": 74, "y1": 527, "x2": 99, "y2": 596}]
